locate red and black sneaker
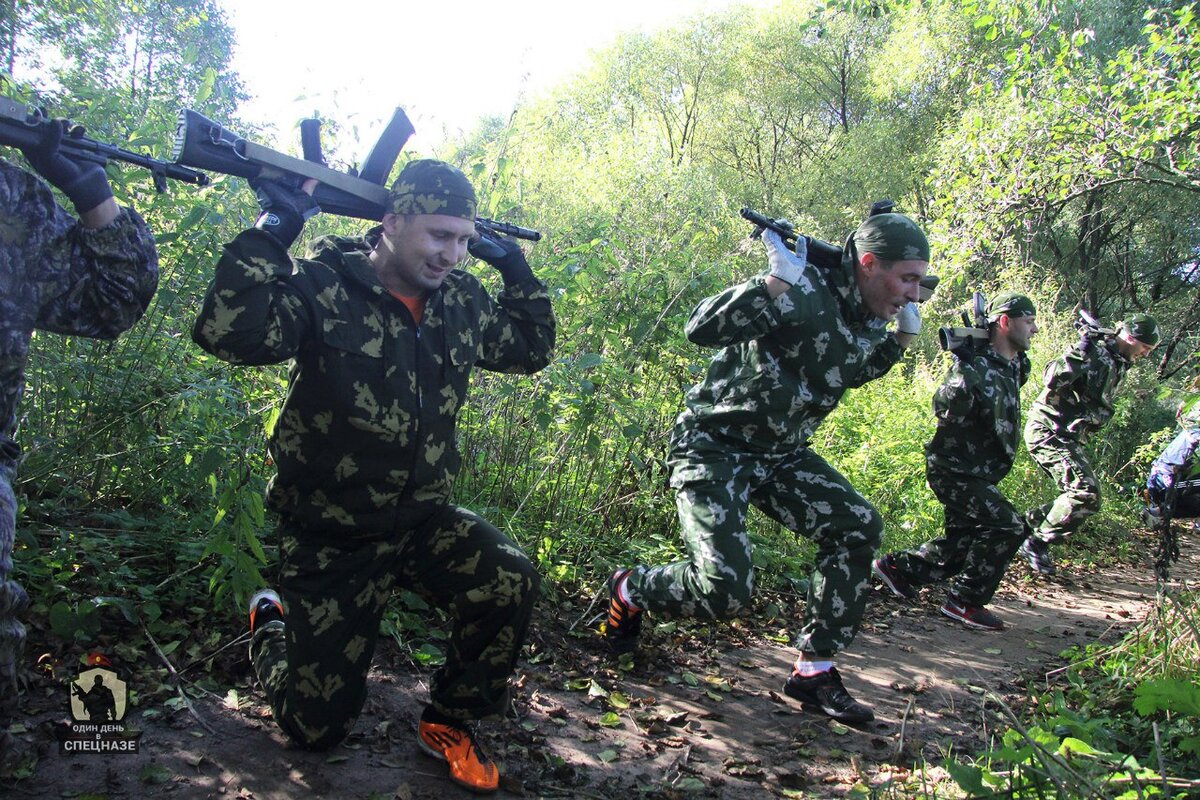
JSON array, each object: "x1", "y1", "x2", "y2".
[
  {"x1": 417, "y1": 710, "x2": 499, "y2": 794},
  {"x1": 872, "y1": 555, "x2": 917, "y2": 601},
  {"x1": 604, "y1": 569, "x2": 643, "y2": 654},
  {"x1": 940, "y1": 594, "x2": 1004, "y2": 631}
]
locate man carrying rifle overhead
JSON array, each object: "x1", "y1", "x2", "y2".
[
  {"x1": 0, "y1": 120, "x2": 158, "y2": 773},
  {"x1": 192, "y1": 160, "x2": 554, "y2": 794},
  {"x1": 607, "y1": 211, "x2": 930, "y2": 724},
  {"x1": 1019, "y1": 313, "x2": 1159, "y2": 576},
  {"x1": 873, "y1": 292, "x2": 1038, "y2": 631}
]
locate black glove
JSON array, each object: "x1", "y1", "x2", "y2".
[
  {"x1": 21, "y1": 119, "x2": 114, "y2": 213},
  {"x1": 250, "y1": 177, "x2": 320, "y2": 248},
  {"x1": 468, "y1": 230, "x2": 533, "y2": 284}
]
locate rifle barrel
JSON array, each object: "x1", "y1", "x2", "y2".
[{"x1": 477, "y1": 217, "x2": 541, "y2": 242}]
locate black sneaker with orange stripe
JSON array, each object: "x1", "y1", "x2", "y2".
[
  {"x1": 417, "y1": 708, "x2": 499, "y2": 794},
  {"x1": 604, "y1": 568, "x2": 643, "y2": 654}
]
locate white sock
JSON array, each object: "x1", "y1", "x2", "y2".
[
  {"x1": 616, "y1": 573, "x2": 642, "y2": 612},
  {"x1": 793, "y1": 658, "x2": 834, "y2": 677}
]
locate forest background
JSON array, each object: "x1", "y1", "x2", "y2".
[{"x1": 1, "y1": 0, "x2": 1198, "y2": 795}]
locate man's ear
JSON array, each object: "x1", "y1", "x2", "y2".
[
  {"x1": 858, "y1": 250, "x2": 878, "y2": 275},
  {"x1": 381, "y1": 213, "x2": 402, "y2": 237},
  {"x1": 997, "y1": 314, "x2": 1011, "y2": 333}
]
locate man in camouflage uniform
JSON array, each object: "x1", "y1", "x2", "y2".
[
  {"x1": 1019, "y1": 313, "x2": 1159, "y2": 576},
  {"x1": 606, "y1": 213, "x2": 930, "y2": 724},
  {"x1": 191, "y1": 160, "x2": 554, "y2": 794},
  {"x1": 0, "y1": 123, "x2": 158, "y2": 772},
  {"x1": 873, "y1": 292, "x2": 1038, "y2": 630}
]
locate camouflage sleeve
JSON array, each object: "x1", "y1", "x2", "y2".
[
  {"x1": 476, "y1": 276, "x2": 556, "y2": 374},
  {"x1": 1042, "y1": 347, "x2": 1085, "y2": 398},
  {"x1": 931, "y1": 359, "x2": 978, "y2": 424},
  {"x1": 11, "y1": 165, "x2": 159, "y2": 339},
  {"x1": 191, "y1": 228, "x2": 314, "y2": 366},
  {"x1": 851, "y1": 335, "x2": 904, "y2": 386},
  {"x1": 685, "y1": 271, "x2": 826, "y2": 348}
]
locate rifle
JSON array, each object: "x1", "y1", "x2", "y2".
[
  {"x1": 0, "y1": 95, "x2": 210, "y2": 192},
  {"x1": 739, "y1": 201, "x2": 939, "y2": 302},
  {"x1": 172, "y1": 109, "x2": 541, "y2": 241},
  {"x1": 937, "y1": 291, "x2": 989, "y2": 354}
]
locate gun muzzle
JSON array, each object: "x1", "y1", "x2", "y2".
[{"x1": 477, "y1": 218, "x2": 541, "y2": 242}]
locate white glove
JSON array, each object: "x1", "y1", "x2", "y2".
[
  {"x1": 763, "y1": 229, "x2": 807, "y2": 286},
  {"x1": 896, "y1": 302, "x2": 922, "y2": 335}
]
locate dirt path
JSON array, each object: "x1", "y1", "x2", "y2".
[{"x1": 8, "y1": 529, "x2": 1194, "y2": 799}]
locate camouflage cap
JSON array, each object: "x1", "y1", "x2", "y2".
[
  {"x1": 853, "y1": 212, "x2": 930, "y2": 263},
  {"x1": 986, "y1": 290, "x2": 1036, "y2": 322},
  {"x1": 1118, "y1": 313, "x2": 1160, "y2": 346},
  {"x1": 388, "y1": 159, "x2": 477, "y2": 219}
]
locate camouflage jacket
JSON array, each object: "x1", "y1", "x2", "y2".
[
  {"x1": 191, "y1": 228, "x2": 555, "y2": 534},
  {"x1": 925, "y1": 345, "x2": 1030, "y2": 484},
  {"x1": 672, "y1": 257, "x2": 903, "y2": 455},
  {"x1": 1026, "y1": 334, "x2": 1131, "y2": 441},
  {"x1": 0, "y1": 159, "x2": 158, "y2": 482}
]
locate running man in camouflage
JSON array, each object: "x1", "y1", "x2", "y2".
[
  {"x1": 873, "y1": 291, "x2": 1037, "y2": 630},
  {"x1": 1019, "y1": 313, "x2": 1159, "y2": 576},
  {"x1": 0, "y1": 121, "x2": 158, "y2": 775},
  {"x1": 192, "y1": 160, "x2": 554, "y2": 794},
  {"x1": 607, "y1": 211, "x2": 931, "y2": 724}
]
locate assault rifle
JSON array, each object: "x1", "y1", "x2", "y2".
[
  {"x1": 172, "y1": 109, "x2": 541, "y2": 241},
  {"x1": 739, "y1": 200, "x2": 939, "y2": 302},
  {"x1": 0, "y1": 95, "x2": 209, "y2": 191},
  {"x1": 937, "y1": 291, "x2": 989, "y2": 354}
]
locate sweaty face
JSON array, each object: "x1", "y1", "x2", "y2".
[
  {"x1": 857, "y1": 255, "x2": 929, "y2": 321},
  {"x1": 1116, "y1": 334, "x2": 1155, "y2": 361},
  {"x1": 1005, "y1": 315, "x2": 1038, "y2": 352},
  {"x1": 376, "y1": 214, "x2": 475, "y2": 295}
]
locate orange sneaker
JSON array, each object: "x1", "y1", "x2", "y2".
[{"x1": 417, "y1": 715, "x2": 499, "y2": 793}]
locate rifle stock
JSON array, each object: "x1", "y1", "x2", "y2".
[
  {"x1": 172, "y1": 108, "x2": 391, "y2": 220},
  {"x1": 0, "y1": 95, "x2": 209, "y2": 192}
]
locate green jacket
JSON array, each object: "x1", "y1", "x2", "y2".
[
  {"x1": 192, "y1": 228, "x2": 555, "y2": 534},
  {"x1": 926, "y1": 345, "x2": 1030, "y2": 484},
  {"x1": 1026, "y1": 335, "x2": 1130, "y2": 441},
  {"x1": 672, "y1": 258, "x2": 903, "y2": 455}
]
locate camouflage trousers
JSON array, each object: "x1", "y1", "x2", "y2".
[
  {"x1": 1024, "y1": 421, "x2": 1099, "y2": 543},
  {"x1": 889, "y1": 472, "x2": 1025, "y2": 606},
  {"x1": 250, "y1": 505, "x2": 539, "y2": 751},
  {"x1": 627, "y1": 442, "x2": 882, "y2": 657},
  {"x1": 0, "y1": 468, "x2": 29, "y2": 733}
]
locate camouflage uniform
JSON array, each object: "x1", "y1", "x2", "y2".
[
  {"x1": 626, "y1": 247, "x2": 905, "y2": 656},
  {"x1": 885, "y1": 345, "x2": 1031, "y2": 604},
  {"x1": 191, "y1": 226, "x2": 554, "y2": 747},
  {"x1": 0, "y1": 158, "x2": 157, "y2": 732},
  {"x1": 1024, "y1": 335, "x2": 1132, "y2": 542}
]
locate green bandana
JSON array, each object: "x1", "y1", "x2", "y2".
[
  {"x1": 1119, "y1": 313, "x2": 1160, "y2": 346},
  {"x1": 852, "y1": 213, "x2": 930, "y2": 263},
  {"x1": 388, "y1": 159, "x2": 477, "y2": 219},
  {"x1": 986, "y1": 291, "x2": 1036, "y2": 322}
]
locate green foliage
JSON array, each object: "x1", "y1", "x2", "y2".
[{"x1": 945, "y1": 589, "x2": 1200, "y2": 797}]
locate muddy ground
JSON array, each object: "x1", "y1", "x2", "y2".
[{"x1": 6, "y1": 528, "x2": 1194, "y2": 799}]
